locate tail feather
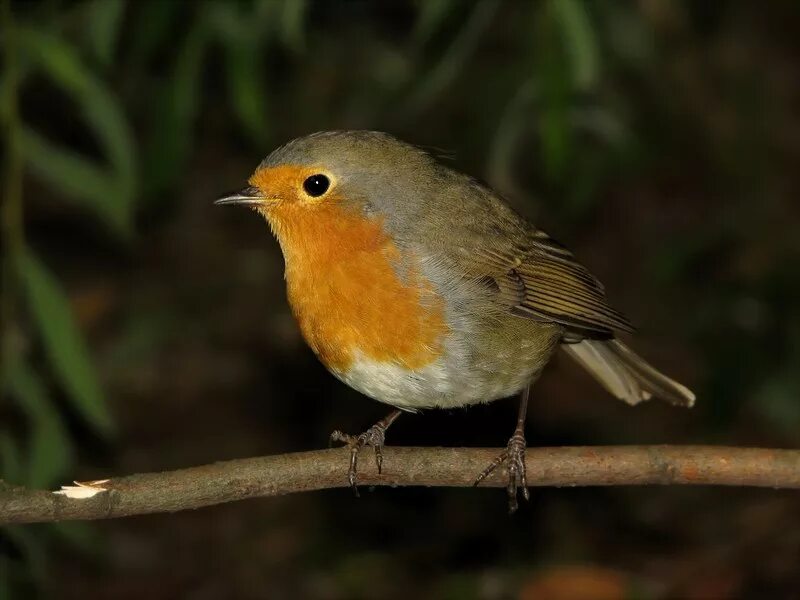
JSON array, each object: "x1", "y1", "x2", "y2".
[{"x1": 562, "y1": 339, "x2": 695, "y2": 407}]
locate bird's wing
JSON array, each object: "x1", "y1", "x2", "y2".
[
  {"x1": 473, "y1": 229, "x2": 635, "y2": 340},
  {"x1": 420, "y1": 174, "x2": 634, "y2": 339}
]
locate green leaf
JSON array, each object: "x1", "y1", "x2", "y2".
[
  {"x1": 17, "y1": 28, "x2": 136, "y2": 236},
  {"x1": 85, "y1": 0, "x2": 126, "y2": 67},
  {"x1": 404, "y1": 0, "x2": 499, "y2": 114},
  {"x1": 17, "y1": 250, "x2": 114, "y2": 436},
  {"x1": 206, "y1": 2, "x2": 270, "y2": 144},
  {"x1": 225, "y1": 39, "x2": 269, "y2": 144},
  {"x1": 540, "y1": 101, "x2": 570, "y2": 180},
  {"x1": 20, "y1": 128, "x2": 127, "y2": 236},
  {"x1": 551, "y1": 0, "x2": 599, "y2": 91},
  {"x1": 128, "y1": 0, "x2": 180, "y2": 68},
  {"x1": 5, "y1": 359, "x2": 74, "y2": 488},
  {"x1": 278, "y1": 0, "x2": 307, "y2": 52},
  {"x1": 143, "y1": 21, "x2": 209, "y2": 197},
  {"x1": 486, "y1": 80, "x2": 538, "y2": 196},
  {"x1": 535, "y1": 4, "x2": 572, "y2": 181},
  {"x1": 412, "y1": 0, "x2": 456, "y2": 48}
]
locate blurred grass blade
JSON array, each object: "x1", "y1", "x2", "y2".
[
  {"x1": 404, "y1": 0, "x2": 499, "y2": 115},
  {"x1": 412, "y1": 0, "x2": 456, "y2": 48},
  {"x1": 20, "y1": 128, "x2": 127, "y2": 235},
  {"x1": 17, "y1": 27, "x2": 136, "y2": 235},
  {"x1": 536, "y1": 3, "x2": 572, "y2": 181},
  {"x1": 208, "y1": 2, "x2": 270, "y2": 146},
  {"x1": 17, "y1": 250, "x2": 114, "y2": 437},
  {"x1": 540, "y1": 100, "x2": 570, "y2": 180},
  {"x1": 225, "y1": 40, "x2": 269, "y2": 145},
  {"x1": 85, "y1": 0, "x2": 126, "y2": 67},
  {"x1": 278, "y1": 0, "x2": 307, "y2": 52},
  {"x1": 5, "y1": 359, "x2": 74, "y2": 488},
  {"x1": 128, "y1": 0, "x2": 180, "y2": 68},
  {"x1": 551, "y1": 0, "x2": 599, "y2": 91},
  {"x1": 144, "y1": 20, "x2": 209, "y2": 197},
  {"x1": 487, "y1": 80, "x2": 537, "y2": 199}
]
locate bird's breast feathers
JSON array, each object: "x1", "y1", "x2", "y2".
[{"x1": 265, "y1": 201, "x2": 449, "y2": 380}]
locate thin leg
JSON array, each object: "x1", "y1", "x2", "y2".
[
  {"x1": 474, "y1": 385, "x2": 531, "y2": 513},
  {"x1": 330, "y1": 409, "x2": 402, "y2": 495}
]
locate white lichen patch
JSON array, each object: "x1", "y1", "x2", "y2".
[{"x1": 52, "y1": 479, "x2": 110, "y2": 499}]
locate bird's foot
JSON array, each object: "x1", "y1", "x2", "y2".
[
  {"x1": 330, "y1": 411, "x2": 400, "y2": 496},
  {"x1": 474, "y1": 430, "x2": 529, "y2": 514}
]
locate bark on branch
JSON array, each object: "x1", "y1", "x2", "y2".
[{"x1": 1, "y1": 446, "x2": 798, "y2": 525}]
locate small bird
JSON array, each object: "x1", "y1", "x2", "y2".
[{"x1": 216, "y1": 130, "x2": 695, "y2": 512}]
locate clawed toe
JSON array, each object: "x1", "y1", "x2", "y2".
[
  {"x1": 473, "y1": 386, "x2": 532, "y2": 513},
  {"x1": 330, "y1": 410, "x2": 401, "y2": 495},
  {"x1": 330, "y1": 429, "x2": 381, "y2": 496},
  {"x1": 474, "y1": 432, "x2": 529, "y2": 514},
  {"x1": 505, "y1": 432, "x2": 528, "y2": 513}
]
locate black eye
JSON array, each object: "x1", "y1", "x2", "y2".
[{"x1": 303, "y1": 174, "x2": 330, "y2": 197}]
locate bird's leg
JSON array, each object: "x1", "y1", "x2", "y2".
[
  {"x1": 330, "y1": 409, "x2": 402, "y2": 495},
  {"x1": 474, "y1": 385, "x2": 531, "y2": 513}
]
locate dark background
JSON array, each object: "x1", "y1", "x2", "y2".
[{"x1": 2, "y1": 1, "x2": 799, "y2": 598}]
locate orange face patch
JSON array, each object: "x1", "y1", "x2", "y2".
[
  {"x1": 251, "y1": 165, "x2": 448, "y2": 373},
  {"x1": 249, "y1": 164, "x2": 332, "y2": 202}
]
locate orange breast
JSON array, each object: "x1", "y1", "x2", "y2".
[{"x1": 262, "y1": 200, "x2": 448, "y2": 374}]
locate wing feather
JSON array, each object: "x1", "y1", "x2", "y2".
[{"x1": 479, "y1": 230, "x2": 634, "y2": 339}]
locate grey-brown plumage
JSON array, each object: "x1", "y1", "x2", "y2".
[{"x1": 262, "y1": 130, "x2": 694, "y2": 409}]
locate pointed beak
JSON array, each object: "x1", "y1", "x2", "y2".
[{"x1": 214, "y1": 186, "x2": 264, "y2": 206}]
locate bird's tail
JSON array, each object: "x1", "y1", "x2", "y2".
[{"x1": 562, "y1": 339, "x2": 695, "y2": 407}]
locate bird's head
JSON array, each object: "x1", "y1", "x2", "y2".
[
  {"x1": 216, "y1": 132, "x2": 453, "y2": 374},
  {"x1": 215, "y1": 131, "x2": 448, "y2": 251}
]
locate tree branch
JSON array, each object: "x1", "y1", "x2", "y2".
[{"x1": 1, "y1": 446, "x2": 798, "y2": 524}]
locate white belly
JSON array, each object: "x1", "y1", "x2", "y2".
[{"x1": 333, "y1": 345, "x2": 547, "y2": 411}]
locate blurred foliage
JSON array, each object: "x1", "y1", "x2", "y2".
[
  {"x1": 1, "y1": 0, "x2": 799, "y2": 597},
  {"x1": 17, "y1": 25, "x2": 136, "y2": 237}
]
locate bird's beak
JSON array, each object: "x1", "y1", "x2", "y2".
[{"x1": 214, "y1": 186, "x2": 264, "y2": 206}]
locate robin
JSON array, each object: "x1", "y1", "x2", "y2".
[{"x1": 216, "y1": 130, "x2": 695, "y2": 512}]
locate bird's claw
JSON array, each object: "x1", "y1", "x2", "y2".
[
  {"x1": 474, "y1": 431, "x2": 529, "y2": 514},
  {"x1": 330, "y1": 422, "x2": 388, "y2": 496}
]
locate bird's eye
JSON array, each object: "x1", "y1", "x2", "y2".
[{"x1": 302, "y1": 174, "x2": 330, "y2": 197}]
